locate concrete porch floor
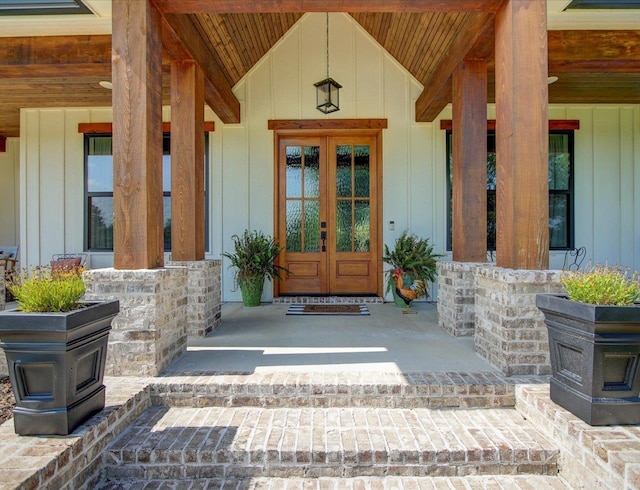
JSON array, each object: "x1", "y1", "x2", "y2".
[{"x1": 165, "y1": 301, "x2": 498, "y2": 374}]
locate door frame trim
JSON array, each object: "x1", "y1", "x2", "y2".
[{"x1": 271, "y1": 120, "x2": 386, "y2": 297}]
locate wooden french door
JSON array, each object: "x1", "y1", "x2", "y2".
[{"x1": 276, "y1": 133, "x2": 381, "y2": 296}]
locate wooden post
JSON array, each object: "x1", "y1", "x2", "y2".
[
  {"x1": 112, "y1": 0, "x2": 164, "y2": 269},
  {"x1": 452, "y1": 59, "x2": 488, "y2": 262},
  {"x1": 170, "y1": 61, "x2": 205, "y2": 261},
  {"x1": 495, "y1": 0, "x2": 549, "y2": 270}
]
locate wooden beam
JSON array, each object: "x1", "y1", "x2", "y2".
[
  {"x1": 415, "y1": 12, "x2": 494, "y2": 122},
  {"x1": 439, "y1": 120, "x2": 580, "y2": 131},
  {"x1": 162, "y1": 13, "x2": 240, "y2": 123},
  {"x1": 548, "y1": 30, "x2": 640, "y2": 73},
  {"x1": 495, "y1": 0, "x2": 549, "y2": 270},
  {"x1": 452, "y1": 60, "x2": 487, "y2": 263},
  {"x1": 170, "y1": 61, "x2": 205, "y2": 261},
  {"x1": 112, "y1": 0, "x2": 165, "y2": 270},
  {"x1": 0, "y1": 35, "x2": 112, "y2": 65},
  {"x1": 78, "y1": 122, "x2": 215, "y2": 133},
  {"x1": 268, "y1": 119, "x2": 388, "y2": 130},
  {"x1": 154, "y1": 0, "x2": 505, "y2": 14}
]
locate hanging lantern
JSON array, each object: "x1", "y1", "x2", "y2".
[
  {"x1": 315, "y1": 78, "x2": 342, "y2": 114},
  {"x1": 315, "y1": 13, "x2": 341, "y2": 114}
]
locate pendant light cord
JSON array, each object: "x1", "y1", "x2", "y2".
[{"x1": 326, "y1": 12, "x2": 330, "y2": 79}]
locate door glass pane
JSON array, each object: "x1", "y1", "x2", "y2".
[
  {"x1": 286, "y1": 146, "x2": 302, "y2": 198},
  {"x1": 336, "y1": 145, "x2": 352, "y2": 197},
  {"x1": 286, "y1": 200, "x2": 302, "y2": 252},
  {"x1": 354, "y1": 145, "x2": 370, "y2": 197},
  {"x1": 304, "y1": 146, "x2": 320, "y2": 198},
  {"x1": 336, "y1": 200, "x2": 353, "y2": 252},
  {"x1": 163, "y1": 196, "x2": 171, "y2": 250},
  {"x1": 304, "y1": 201, "x2": 320, "y2": 252},
  {"x1": 354, "y1": 200, "x2": 370, "y2": 252}
]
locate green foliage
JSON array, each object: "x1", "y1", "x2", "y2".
[
  {"x1": 382, "y1": 231, "x2": 443, "y2": 298},
  {"x1": 223, "y1": 230, "x2": 288, "y2": 288},
  {"x1": 561, "y1": 265, "x2": 640, "y2": 306},
  {"x1": 6, "y1": 266, "x2": 86, "y2": 313}
]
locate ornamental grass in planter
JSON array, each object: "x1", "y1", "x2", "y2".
[
  {"x1": 0, "y1": 265, "x2": 119, "y2": 435},
  {"x1": 536, "y1": 265, "x2": 640, "y2": 426}
]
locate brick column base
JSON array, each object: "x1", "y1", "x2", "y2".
[
  {"x1": 167, "y1": 259, "x2": 221, "y2": 337},
  {"x1": 474, "y1": 266, "x2": 565, "y2": 376},
  {"x1": 437, "y1": 261, "x2": 491, "y2": 337},
  {"x1": 83, "y1": 268, "x2": 188, "y2": 376}
]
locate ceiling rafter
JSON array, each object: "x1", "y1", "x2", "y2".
[
  {"x1": 160, "y1": 12, "x2": 241, "y2": 123},
  {"x1": 415, "y1": 12, "x2": 494, "y2": 122}
]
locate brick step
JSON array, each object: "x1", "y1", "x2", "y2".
[
  {"x1": 105, "y1": 406, "x2": 559, "y2": 480},
  {"x1": 150, "y1": 372, "x2": 547, "y2": 409},
  {"x1": 99, "y1": 475, "x2": 573, "y2": 489}
]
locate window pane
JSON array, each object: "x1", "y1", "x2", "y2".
[
  {"x1": 550, "y1": 194, "x2": 570, "y2": 248},
  {"x1": 88, "y1": 196, "x2": 114, "y2": 249},
  {"x1": 549, "y1": 134, "x2": 570, "y2": 191},
  {"x1": 164, "y1": 196, "x2": 171, "y2": 251},
  {"x1": 163, "y1": 155, "x2": 171, "y2": 193},
  {"x1": 87, "y1": 155, "x2": 113, "y2": 192},
  {"x1": 487, "y1": 192, "x2": 496, "y2": 251}
]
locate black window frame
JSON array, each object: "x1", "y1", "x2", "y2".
[
  {"x1": 446, "y1": 129, "x2": 575, "y2": 252},
  {"x1": 84, "y1": 132, "x2": 210, "y2": 253}
]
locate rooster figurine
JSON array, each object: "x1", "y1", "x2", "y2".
[{"x1": 392, "y1": 268, "x2": 426, "y2": 313}]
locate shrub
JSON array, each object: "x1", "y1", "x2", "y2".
[
  {"x1": 561, "y1": 265, "x2": 640, "y2": 306},
  {"x1": 6, "y1": 266, "x2": 86, "y2": 312},
  {"x1": 223, "y1": 230, "x2": 288, "y2": 287}
]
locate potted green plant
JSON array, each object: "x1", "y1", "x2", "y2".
[
  {"x1": 536, "y1": 265, "x2": 640, "y2": 425},
  {"x1": 382, "y1": 231, "x2": 442, "y2": 309},
  {"x1": 223, "y1": 230, "x2": 288, "y2": 307},
  {"x1": 0, "y1": 265, "x2": 119, "y2": 435}
]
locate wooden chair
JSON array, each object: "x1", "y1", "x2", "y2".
[{"x1": 50, "y1": 253, "x2": 87, "y2": 275}]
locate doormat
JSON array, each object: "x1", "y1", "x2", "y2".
[{"x1": 286, "y1": 304, "x2": 370, "y2": 316}]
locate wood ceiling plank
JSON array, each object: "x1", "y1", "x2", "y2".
[
  {"x1": 416, "y1": 12, "x2": 494, "y2": 122},
  {"x1": 163, "y1": 13, "x2": 240, "y2": 123},
  {"x1": 155, "y1": 0, "x2": 505, "y2": 14}
]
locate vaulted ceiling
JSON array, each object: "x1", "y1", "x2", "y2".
[{"x1": 0, "y1": 1, "x2": 639, "y2": 139}]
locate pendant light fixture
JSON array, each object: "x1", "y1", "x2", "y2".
[{"x1": 314, "y1": 13, "x2": 341, "y2": 114}]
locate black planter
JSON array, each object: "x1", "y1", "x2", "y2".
[
  {"x1": 536, "y1": 294, "x2": 640, "y2": 425},
  {"x1": 0, "y1": 300, "x2": 119, "y2": 435}
]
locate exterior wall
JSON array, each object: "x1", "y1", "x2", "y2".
[
  {"x1": 0, "y1": 138, "x2": 19, "y2": 252},
  {"x1": 12, "y1": 14, "x2": 640, "y2": 302}
]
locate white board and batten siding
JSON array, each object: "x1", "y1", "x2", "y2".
[{"x1": 4, "y1": 13, "x2": 640, "y2": 302}]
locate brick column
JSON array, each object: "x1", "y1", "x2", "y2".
[
  {"x1": 437, "y1": 261, "x2": 491, "y2": 337},
  {"x1": 166, "y1": 259, "x2": 221, "y2": 337},
  {"x1": 83, "y1": 267, "x2": 188, "y2": 376},
  {"x1": 474, "y1": 266, "x2": 565, "y2": 376}
]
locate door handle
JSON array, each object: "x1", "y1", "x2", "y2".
[{"x1": 321, "y1": 231, "x2": 327, "y2": 252}]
